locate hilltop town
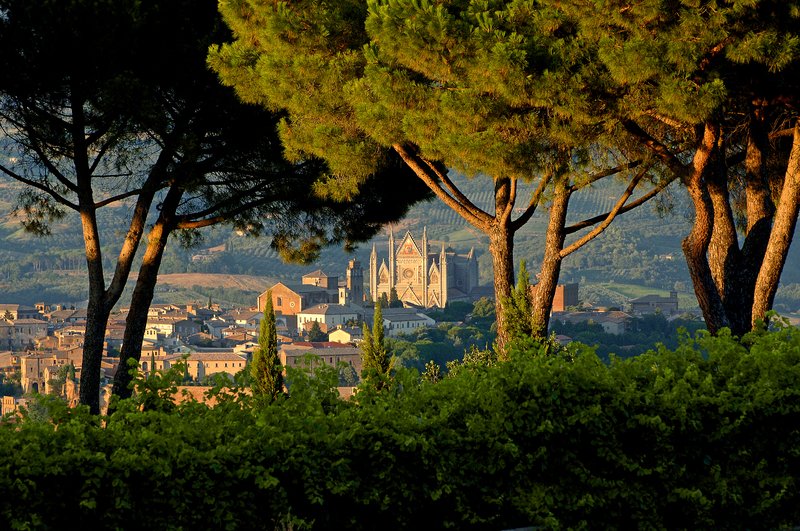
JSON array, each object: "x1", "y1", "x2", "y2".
[{"x1": 1, "y1": 229, "x2": 700, "y2": 415}]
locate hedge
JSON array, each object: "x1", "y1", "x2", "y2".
[{"x1": 1, "y1": 326, "x2": 799, "y2": 529}]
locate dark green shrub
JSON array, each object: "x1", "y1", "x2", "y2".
[{"x1": 1, "y1": 327, "x2": 799, "y2": 529}]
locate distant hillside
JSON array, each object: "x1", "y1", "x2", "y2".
[{"x1": 1, "y1": 172, "x2": 798, "y2": 313}]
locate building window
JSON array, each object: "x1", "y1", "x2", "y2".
[{"x1": 277, "y1": 297, "x2": 282, "y2": 307}]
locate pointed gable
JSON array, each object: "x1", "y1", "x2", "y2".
[
  {"x1": 399, "y1": 285, "x2": 422, "y2": 306},
  {"x1": 378, "y1": 261, "x2": 390, "y2": 284},
  {"x1": 427, "y1": 291, "x2": 441, "y2": 308},
  {"x1": 396, "y1": 231, "x2": 422, "y2": 259},
  {"x1": 428, "y1": 262, "x2": 440, "y2": 284}
]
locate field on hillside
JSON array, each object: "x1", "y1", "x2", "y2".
[
  {"x1": 156, "y1": 273, "x2": 274, "y2": 292},
  {"x1": 1, "y1": 171, "x2": 798, "y2": 311}
]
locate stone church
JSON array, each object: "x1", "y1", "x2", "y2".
[{"x1": 369, "y1": 227, "x2": 479, "y2": 308}]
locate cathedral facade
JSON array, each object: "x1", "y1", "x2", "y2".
[{"x1": 369, "y1": 227, "x2": 479, "y2": 308}]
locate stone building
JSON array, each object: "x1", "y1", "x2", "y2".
[
  {"x1": 530, "y1": 283, "x2": 580, "y2": 312},
  {"x1": 257, "y1": 282, "x2": 332, "y2": 316},
  {"x1": 296, "y1": 303, "x2": 363, "y2": 334},
  {"x1": 0, "y1": 319, "x2": 49, "y2": 351},
  {"x1": 369, "y1": 227, "x2": 479, "y2": 309},
  {"x1": 630, "y1": 291, "x2": 679, "y2": 315},
  {"x1": 280, "y1": 344, "x2": 362, "y2": 374}
]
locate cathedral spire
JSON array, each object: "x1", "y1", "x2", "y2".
[
  {"x1": 388, "y1": 225, "x2": 396, "y2": 288},
  {"x1": 369, "y1": 243, "x2": 378, "y2": 303},
  {"x1": 440, "y1": 243, "x2": 448, "y2": 307},
  {"x1": 422, "y1": 226, "x2": 428, "y2": 306}
]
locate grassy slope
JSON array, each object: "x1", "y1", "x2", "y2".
[{"x1": 0, "y1": 173, "x2": 797, "y2": 312}]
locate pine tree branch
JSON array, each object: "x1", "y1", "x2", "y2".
[
  {"x1": 510, "y1": 173, "x2": 549, "y2": 232},
  {"x1": 393, "y1": 143, "x2": 493, "y2": 230},
  {"x1": 94, "y1": 188, "x2": 151, "y2": 208},
  {"x1": 560, "y1": 165, "x2": 651, "y2": 258},
  {"x1": 622, "y1": 120, "x2": 688, "y2": 179},
  {"x1": 568, "y1": 160, "x2": 642, "y2": 193},
  {"x1": 499, "y1": 177, "x2": 518, "y2": 223},
  {"x1": 0, "y1": 165, "x2": 79, "y2": 211},
  {"x1": 420, "y1": 156, "x2": 494, "y2": 225},
  {"x1": 565, "y1": 169, "x2": 674, "y2": 234}
]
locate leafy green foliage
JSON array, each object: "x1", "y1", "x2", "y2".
[
  {"x1": 388, "y1": 287, "x2": 402, "y2": 308},
  {"x1": 2, "y1": 328, "x2": 800, "y2": 528},
  {"x1": 552, "y1": 312, "x2": 707, "y2": 361},
  {"x1": 0, "y1": 371, "x2": 22, "y2": 398}
]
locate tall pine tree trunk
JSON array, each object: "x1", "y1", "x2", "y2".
[
  {"x1": 78, "y1": 206, "x2": 113, "y2": 415},
  {"x1": 112, "y1": 188, "x2": 182, "y2": 401},
  {"x1": 75, "y1": 184, "x2": 158, "y2": 413},
  {"x1": 752, "y1": 121, "x2": 800, "y2": 325},
  {"x1": 740, "y1": 105, "x2": 774, "y2": 328},
  {"x1": 489, "y1": 223, "x2": 515, "y2": 351},
  {"x1": 682, "y1": 123, "x2": 730, "y2": 335},
  {"x1": 706, "y1": 139, "x2": 751, "y2": 336},
  {"x1": 531, "y1": 182, "x2": 570, "y2": 337},
  {"x1": 489, "y1": 177, "x2": 516, "y2": 352}
]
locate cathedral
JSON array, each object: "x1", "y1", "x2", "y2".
[{"x1": 369, "y1": 227, "x2": 479, "y2": 308}]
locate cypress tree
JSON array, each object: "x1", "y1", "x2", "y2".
[
  {"x1": 388, "y1": 287, "x2": 402, "y2": 308},
  {"x1": 251, "y1": 290, "x2": 283, "y2": 401},
  {"x1": 361, "y1": 303, "x2": 390, "y2": 390},
  {"x1": 503, "y1": 261, "x2": 534, "y2": 348}
]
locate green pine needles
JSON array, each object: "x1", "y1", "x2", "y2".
[{"x1": 251, "y1": 290, "x2": 284, "y2": 401}]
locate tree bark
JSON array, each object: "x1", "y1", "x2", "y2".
[
  {"x1": 490, "y1": 176, "x2": 517, "y2": 353},
  {"x1": 752, "y1": 121, "x2": 800, "y2": 325},
  {"x1": 705, "y1": 134, "x2": 751, "y2": 336},
  {"x1": 77, "y1": 206, "x2": 112, "y2": 415},
  {"x1": 112, "y1": 187, "x2": 183, "y2": 402},
  {"x1": 681, "y1": 123, "x2": 730, "y2": 335},
  {"x1": 488, "y1": 219, "x2": 515, "y2": 353},
  {"x1": 531, "y1": 181, "x2": 570, "y2": 338},
  {"x1": 75, "y1": 185, "x2": 159, "y2": 413},
  {"x1": 739, "y1": 106, "x2": 774, "y2": 326}
]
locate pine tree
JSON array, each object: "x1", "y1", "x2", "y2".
[
  {"x1": 553, "y1": 0, "x2": 800, "y2": 334},
  {"x1": 251, "y1": 290, "x2": 284, "y2": 401},
  {"x1": 210, "y1": 0, "x2": 668, "y2": 350},
  {"x1": 361, "y1": 303, "x2": 391, "y2": 390}
]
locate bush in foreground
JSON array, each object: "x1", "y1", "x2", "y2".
[{"x1": 1, "y1": 326, "x2": 799, "y2": 529}]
